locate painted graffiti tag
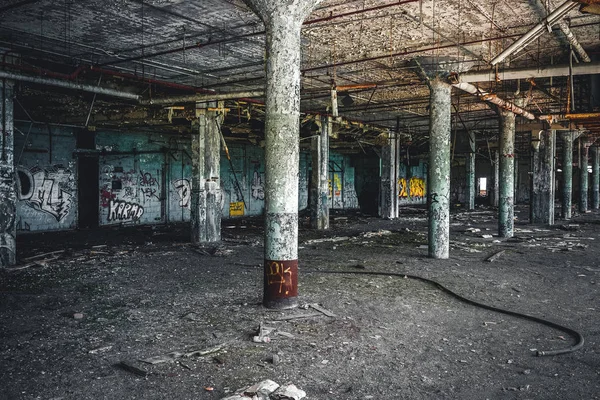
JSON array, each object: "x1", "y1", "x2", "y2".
[
  {"x1": 399, "y1": 177, "x2": 425, "y2": 199},
  {"x1": 251, "y1": 171, "x2": 264, "y2": 200},
  {"x1": 173, "y1": 179, "x2": 191, "y2": 208},
  {"x1": 139, "y1": 170, "x2": 159, "y2": 187},
  {"x1": 266, "y1": 261, "x2": 293, "y2": 295},
  {"x1": 107, "y1": 199, "x2": 144, "y2": 222},
  {"x1": 17, "y1": 165, "x2": 74, "y2": 222}
]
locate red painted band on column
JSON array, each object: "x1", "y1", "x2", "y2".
[{"x1": 264, "y1": 259, "x2": 298, "y2": 299}]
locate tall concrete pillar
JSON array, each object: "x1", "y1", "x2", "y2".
[
  {"x1": 0, "y1": 80, "x2": 15, "y2": 266},
  {"x1": 492, "y1": 150, "x2": 499, "y2": 207},
  {"x1": 514, "y1": 153, "x2": 519, "y2": 203},
  {"x1": 530, "y1": 130, "x2": 555, "y2": 225},
  {"x1": 560, "y1": 131, "x2": 574, "y2": 219},
  {"x1": 191, "y1": 105, "x2": 222, "y2": 244},
  {"x1": 592, "y1": 146, "x2": 600, "y2": 210},
  {"x1": 380, "y1": 132, "x2": 397, "y2": 219},
  {"x1": 579, "y1": 139, "x2": 590, "y2": 213},
  {"x1": 243, "y1": 0, "x2": 322, "y2": 309},
  {"x1": 498, "y1": 109, "x2": 516, "y2": 238},
  {"x1": 310, "y1": 116, "x2": 329, "y2": 229},
  {"x1": 427, "y1": 79, "x2": 452, "y2": 259},
  {"x1": 466, "y1": 130, "x2": 476, "y2": 210}
]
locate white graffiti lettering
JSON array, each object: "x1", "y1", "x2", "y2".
[
  {"x1": 17, "y1": 165, "x2": 74, "y2": 222},
  {"x1": 108, "y1": 199, "x2": 144, "y2": 222},
  {"x1": 251, "y1": 171, "x2": 264, "y2": 200}
]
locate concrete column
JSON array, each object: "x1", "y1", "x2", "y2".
[
  {"x1": 0, "y1": 80, "x2": 15, "y2": 266},
  {"x1": 579, "y1": 140, "x2": 590, "y2": 213},
  {"x1": 560, "y1": 131, "x2": 574, "y2": 219},
  {"x1": 492, "y1": 150, "x2": 499, "y2": 207},
  {"x1": 498, "y1": 109, "x2": 516, "y2": 238},
  {"x1": 466, "y1": 130, "x2": 476, "y2": 210},
  {"x1": 310, "y1": 116, "x2": 329, "y2": 229},
  {"x1": 427, "y1": 79, "x2": 452, "y2": 259},
  {"x1": 592, "y1": 146, "x2": 600, "y2": 209},
  {"x1": 380, "y1": 132, "x2": 397, "y2": 219},
  {"x1": 191, "y1": 105, "x2": 222, "y2": 243},
  {"x1": 244, "y1": 0, "x2": 322, "y2": 309},
  {"x1": 514, "y1": 153, "x2": 519, "y2": 203},
  {"x1": 530, "y1": 130, "x2": 555, "y2": 225}
]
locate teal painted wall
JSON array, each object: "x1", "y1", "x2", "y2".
[{"x1": 14, "y1": 128, "x2": 367, "y2": 232}]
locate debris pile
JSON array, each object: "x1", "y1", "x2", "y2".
[{"x1": 222, "y1": 380, "x2": 306, "y2": 400}]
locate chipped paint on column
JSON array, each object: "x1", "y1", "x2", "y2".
[
  {"x1": 466, "y1": 130, "x2": 476, "y2": 211},
  {"x1": 579, "y1": 141, "x2": 589, "y2": 213},
  {"x1": 530, "y1": 130, "x2": 555, "y2": 225},
  {"x1": 191, "y1": 108, "x2": 222, "y2": 243},
  {"x1": 205, "y1": 110, "x2": 222, "y2": 242},
  {"x1": 0, "y1": 80, "x2": 15, "y2": 266},
  {"x1": 244, "y1": 0, "x2": 323, "y2": 309},
  {"x1": 310, "y1": 115, "x2": 329, "y2": 229},
  {"x1": 191, "y1": 111, "x2": 207, "y2": 243},
  {"x1": 560, "y1": 131, "x2": 573, "y2": 219},
  {"x1": 498, "y1": 109, "x2": 515, "y2": 238},
  {"x1": 427, "y1": 79, "x2": 451, "y2": 259},
  {"x1": 492, "y1": 150, "x2": 499, "y2": 207},
  {"x1": 380, "y1": 133, "x2": 396, "y2": 219},
  {"x1": 592, "y1": 147, "x2": 600, "y2": 209}
]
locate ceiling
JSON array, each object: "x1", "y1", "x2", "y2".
[{"x1": 1, "y1": 0, "x2": 600, "y2": 153}]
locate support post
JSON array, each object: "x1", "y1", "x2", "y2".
[
  {"x1": 427, "y1": 79, "x2": 452, "y2": 259},
  {"x1": 579, "y1": 139, "x2": 590, "y2": 213},
  {"x1": 498, "y1": 109, "x2": 516, "y2": 238},
  {"x1": 243, "y1": 0, "x2": 323, "y2": 309},
  {"x1": 0, "y1": 80, "x2": 15, "y2": 266},
  {"x1": 530, "y1": 130, "x2": 555, "y2": 224},
  {"x1": 466, "y1": 130, "x2": 476, "y2": 210},
  {"x1": 380, "y1": 131, "x2": 397, "y2": 219},
  {"x1": 191, "y1": 105, "x2": 222, "y2": 244},
  {"x1": 310, "y1": 116, "x2": 329, "y2": 229},
  {"x1": 560, "y1": 131, "x2": 574, "y2": 219},
  {"x1": 592, "y1": 146, "x2": 600, "y2": 210},
  {"x1": 492, "y1": 150, "x2": 499, "y2": 207},
  {"x1": 514, "y1": 153, "x2": 519, "y2": 203}
]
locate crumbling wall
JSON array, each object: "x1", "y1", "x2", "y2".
[
  {"x1": 325, "y1": 152, "x2": 359, "y2": 210},
  {"x1": 14, "y1": 123, "x2": 77, "y2": 232}
]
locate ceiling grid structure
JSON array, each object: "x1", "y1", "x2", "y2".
[{"x1": 0, "y1": 0, "x2": 599, "y2": 144}]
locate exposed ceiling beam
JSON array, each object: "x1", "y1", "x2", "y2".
[{"x1": 457, "y1": 61, "x2": 600, "y2": 83}]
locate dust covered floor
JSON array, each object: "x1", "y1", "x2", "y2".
[{"x1": 1, "y1": 206, "x2": 599, "y2": 400}]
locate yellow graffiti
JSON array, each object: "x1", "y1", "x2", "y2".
[
  {"x1": 398, "y1": 178, "x2": 408, "y2": 198},
  {"x1": 229, "y1": 201, "x2": 244, "y2": 216},
  {"x1": 333, "y1": 173, "x2": 342, "y2": 196},
  {"x1": 398, "y1": 177, "x2": 425, "y2": 199}
]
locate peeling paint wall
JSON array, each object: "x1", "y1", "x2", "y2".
[
  {"x1": 14, "y1": 123, "x2": 77, "y2": 232},
  {"x1": 398, "y1": 160, "x2": 427, "y2": 206}
]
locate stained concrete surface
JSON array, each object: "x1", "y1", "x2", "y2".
[{"x1": 1, "y1": 206, "x2": 599, "y2": 399}]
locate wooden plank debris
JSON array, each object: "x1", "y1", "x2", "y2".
[
  {"x1": 140, "y1": 344, "x2": 223, "y2": 365},
  {"x1": 485, "y1": 250, "x2": 506, "y2": 262},
  {"x1": 117, "y1": 360, "x2": 148, "y2": 377},
  {"x1": 308, "y1": 303, "x2": 337, "y2": 318}
]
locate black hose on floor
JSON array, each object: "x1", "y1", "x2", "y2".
[{"x1": 308, "y1": 270, "x2": 584, "y2": 357}]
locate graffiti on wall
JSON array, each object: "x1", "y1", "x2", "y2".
[
  {"x1": 139, "y1": 169, "x2": 161, "y2": 204},
  {"x1": 16, "y1": 165, "x2": 75, "y2": 222},
  {"x1": 173, "y1": 179, "x2": 191, "y2": 208},
  {"x1": 398, "y1": 177, "x2": 426, "y2": 199},
  {"x1": 107, "y1": 199, "x2": 144, "y2": 222},
  {"x1": 251, "y1": 171, "x2": 264, "y2": 200}
]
